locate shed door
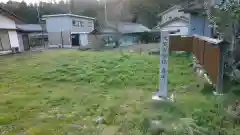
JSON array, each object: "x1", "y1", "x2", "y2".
[
  {"x1": 8, "y1": 31, "x2": 19, "y2": 48},
  {"x1": 71, "y1": 34, "x2": 80, "y2": 46},
  {"x1": 22, "y1": 35, "x2": 30, "y2": 51},
  {"x1": 80, "y1": 34, "x2": 88, "y2": 46}
]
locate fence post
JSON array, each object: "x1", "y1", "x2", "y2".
[{"x1": 215, "y1": 45, "x2": 224, "y2": 95}]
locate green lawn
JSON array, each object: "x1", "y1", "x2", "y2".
[{"x1": 0, "y1": 50, "x2": 239, "y2": 135}]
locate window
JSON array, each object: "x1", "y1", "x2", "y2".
[
  {"x1": 88, "y1": 21, "x2": 92, "y2": 27},
  {"x1": 79, "y1": 21, "x2": 84, "y2": 27},
  {"x1": 72, "y1": 20, "x2": 76, "y2": 25},
  {"x1": 72, "y1": 20, "x2": 84, "y2": 27}
]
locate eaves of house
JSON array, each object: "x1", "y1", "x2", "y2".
[
  {"x1": 92, "y1": 21, "x2": 150, "y2": 35},
  {"x1": 158, "y1": 16, "x2": 189, "y2": 28},
  {"x1": 0, "y1": 5, "x2": 24, "y2": 24},
  {"x1": 16, "y1": 24, "x2": 45, "y2": 33}
]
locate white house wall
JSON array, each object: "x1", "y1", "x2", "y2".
[
  {"x1": 0, "y1": 30, "x2": 11, "y2": 51},
  {"x1": 161, "y1": 8, "x2": 189, "y2": 24},
  {"x1": 161, "y1": 21, "x2": 189, "y2": 35},
  {"x1": 0, "y1": 14, "x2": 16, "y2": 29},
  {"x1": 48, "y1": 31, "x2": 71, "y2": 47},
  {"x1": 46, "y1": 16, "x2": 71, "y2": 32},
  {"x1": 45, "y1": 16, "x2": 94, "y2": 33},
  {"x1": 163, "y1": 21, "x2": 188, "y2": 27}
]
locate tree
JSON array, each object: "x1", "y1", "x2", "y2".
[
  {"x1": 206, "y1": 0, "x2": 240, "y2": 80},
  {"x1": 127, "y1": 0, "x2": 180, "y2": 27},
  {"x1": 1, "y1": 0, "x2": 182, "y2": 27}
]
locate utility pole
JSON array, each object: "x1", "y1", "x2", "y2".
[
  {"x1": 104, "y1": 0, "x2": 108, "y2": 24},
  {"x1": 37, "y1": 5, "x2": 41, "y2": 23},
  {"x1": 68, "y1": 0, "x2": 72, "y2": 14},
  {"x1": 37, "y1": 3, "x2": 45, "y2": 48}
]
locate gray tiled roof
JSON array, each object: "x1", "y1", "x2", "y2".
[
  {"x1": 42, "y1": 14, "x2": 95, "y2": 20},
  {"x1": 98, "y1": 22, "x2": 150, "y2": 34},
  {"x1": 158, "y1": 16, "x2": 189, "y2": 28},
  {"x1": 117, "y1": 22, "x2": 150, "y2": 34},
  {"x1": 17, "y1": 24, "x2": 44, "y2": 32}
]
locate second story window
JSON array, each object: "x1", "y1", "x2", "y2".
[
  {"x1": 88, "y1": 21, "x2": 92, "y2": 27},
  {"x1": 72, "y1": 20, "x2": 84, "y2": 27},
  {"x1": 72, "y1": 20, "x2": 76, "y2": 26},
  {"x1": 79, "y1": 21, "x2": 84, "y2": 27}
]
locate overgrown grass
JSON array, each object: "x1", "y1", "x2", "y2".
[{"x1": 0, "y1": 50, "x2": 239, "y2": 135}]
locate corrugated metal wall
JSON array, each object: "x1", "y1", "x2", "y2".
[{"x1": 170, "y1": 36, "x2": 221, "y2": 84}]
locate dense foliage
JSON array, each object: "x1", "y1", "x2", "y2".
[{"x1": 0, "y1": 0, "x2": 182, "y2": 27}]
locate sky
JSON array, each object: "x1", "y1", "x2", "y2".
[
  {"x1": 0, "y1": 0, "x2": 103, "y2": 4},
  {"x1": 0, "y1": 0, "x2": 68, "y2": 4}
]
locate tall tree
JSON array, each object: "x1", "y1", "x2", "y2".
[
  {"x1": 1, "y1": 0, "x2": 182, "y2": 26},
  {"x1": 127, "y1": 0, "x2": 180, "y2": 27}
]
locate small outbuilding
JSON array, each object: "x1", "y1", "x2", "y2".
[
  {"x1": 16, "y1": 24, "x2": 46, "y2": 51},
  {"x1": 42, "y1": 14, "x2": 95, "y2": 48}
]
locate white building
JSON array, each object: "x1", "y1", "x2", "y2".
[
  {"x1": 0, "y1": 6, "x2": 22, "y2": 54},
  {"x1": 42, "y1": 14, "x2": 95, "y2": 48},
  {"x1": 154, "y1": 5, "x2": 190, "y2": 35}
]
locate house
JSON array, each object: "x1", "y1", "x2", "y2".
[
  {"x1": 179, "y1": 0, "x2": 222, "y2": 37},
  {"x1": 0, "y1": 6, "x2": 23, "y2": 54},
  {"x1": 155, "y1": 17, "x2": 189, "y2": 35},
  {"x1": 87, "y1": 22, "x2": 151, "y2": 50},
  {"x1": 100, "y1": 22, "x2": 151, "y2": 46},
  {"x1": 42, "y1": 14, "x2": 95, "y2": 48},
  {"x1": 179, "y1": 1, "x2": 212, "y2": 37},
  {"x1": 154, "y1": 5, "x2": 190, "y2": 35},
  {"x1": 117, "y1": 22, "x2": 151, "y2": 46}
]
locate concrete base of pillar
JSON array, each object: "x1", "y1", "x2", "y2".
[
  {"x1": 213, "y1": 91, "x2": 224, "y2": 96},
  {"x1": 151, "y1": 93, "x2": 175, "y2": 102}
]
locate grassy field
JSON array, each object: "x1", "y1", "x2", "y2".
[{"x1": 0, "y1": 50, "x2": 239, "y2": 135}]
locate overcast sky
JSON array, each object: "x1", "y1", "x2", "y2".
[
  {"x1": 0, "y1": 0, "x2": 68, "y2": 4},
  {"x1": 0, "y1": 0, "x2": 104, "y2": 4}
]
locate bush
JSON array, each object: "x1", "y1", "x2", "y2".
[
  {"x1": 230, "y1": 85, "x2": 240, "y2": 95},
  {"x1": 191, "y1": 105, "x2": 234, "y2": 134}
]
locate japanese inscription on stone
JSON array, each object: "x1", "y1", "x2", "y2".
[{"x1": 157, "y1": 30, "x2": 169, "y2": 97}]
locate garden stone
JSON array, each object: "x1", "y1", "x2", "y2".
[{"x1": 96, "y1": 116, "x2": 105, "y2": 124}]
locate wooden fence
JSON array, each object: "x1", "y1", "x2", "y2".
[{"x1": 169, "y1": 36, "x2": 223, "y2": 85}]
